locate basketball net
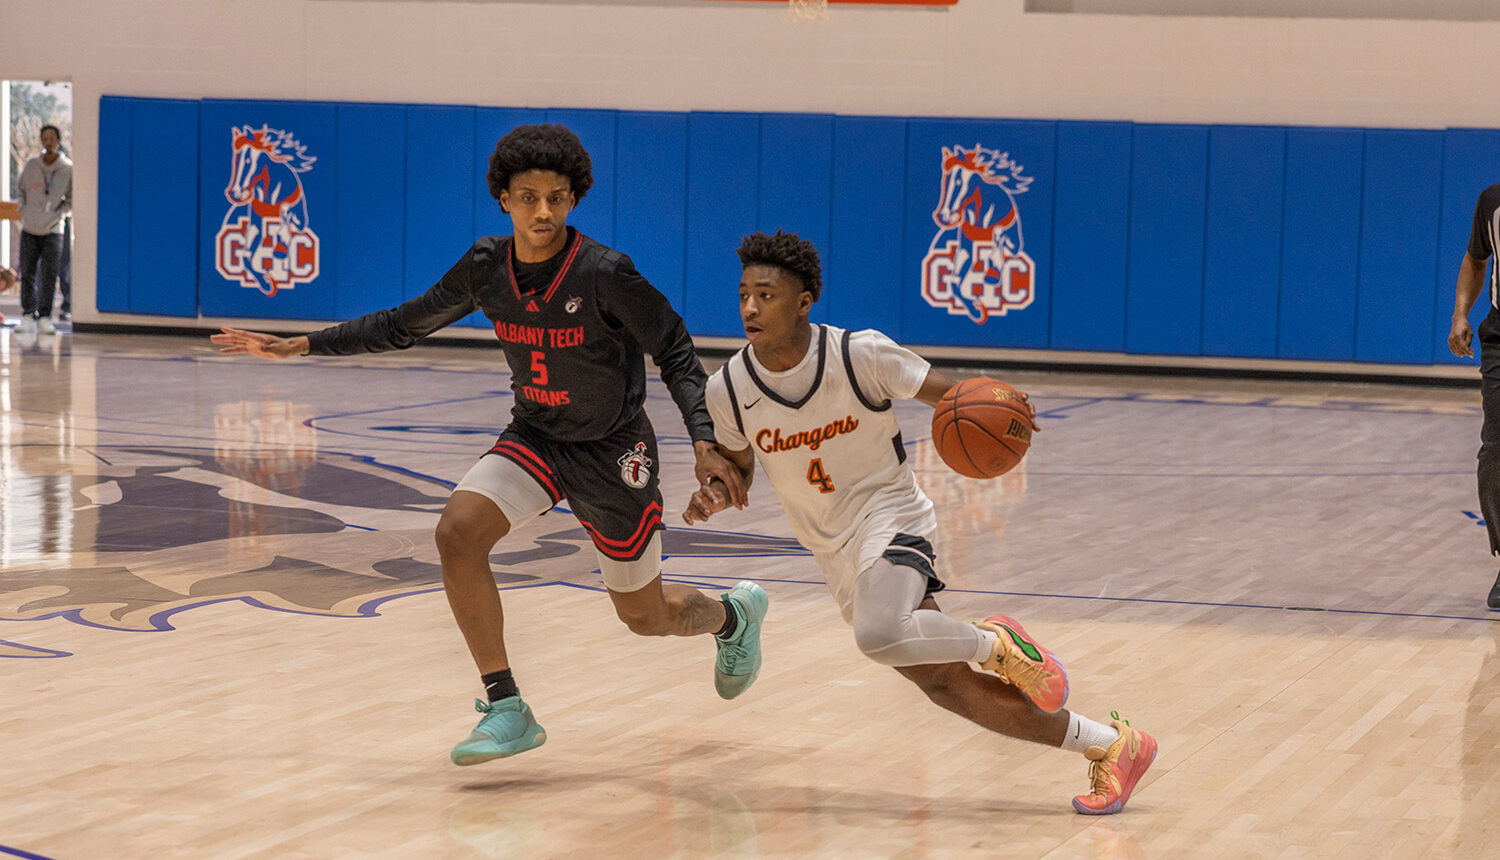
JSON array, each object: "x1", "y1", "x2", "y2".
[{"x1": 789, "y1": 0, "x2": 829, "y2": 22}]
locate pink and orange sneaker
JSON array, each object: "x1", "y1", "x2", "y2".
[
  {"x1": 973, "y1": 614, "x2": 1069, "y2": 712},
  {"x1": 1072, "y1": 712, "x2": 1158, "y2": 815}
]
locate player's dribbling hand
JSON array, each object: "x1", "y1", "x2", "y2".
[
  {"x1": 1449, "y1": 317, "x2": 1475, "y2": 358},
  {"x1": 210, "y1": 326, "x2": 309, "y2": 359},
  {"x1": 1017, "y1": 390, "x2": 1041, "y2": 432}
]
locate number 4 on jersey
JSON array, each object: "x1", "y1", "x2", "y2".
[{"x1": 807, "y1": 458, "x2": 835, "y2": 493}]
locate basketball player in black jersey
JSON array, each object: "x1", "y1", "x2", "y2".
[
  {"x1": 1448, "y1": 184, "x2": 1500, "y2": 609},
  {"x1": 212, "y1": 124, "x2": 769, "y2": 764}
]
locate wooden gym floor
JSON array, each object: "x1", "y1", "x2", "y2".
[{"x1": 1, "y1": 330, "x2": 1496, "y2": 859}]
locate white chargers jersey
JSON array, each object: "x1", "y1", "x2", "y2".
[{"x1": 706, "y1": 325, "x2": 938, "y2": 621}]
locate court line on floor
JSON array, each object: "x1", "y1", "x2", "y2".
[
  {"x1": 303, "y1": 392, "x2": 511, "y2": 425},
  {"x1": 1034, "y1": 392, "x2": 1478, "y2": 419},
  {"x1": 0, "y1": 843, "x2": 58, "y2": 860},
  {"x1": 6, "y1": 567, "x2": 1490, "y2": 662},
  {"x1": 968, "y1": 469, "x2": 1475, "y2": 478},
  {"x1": 0, "y1": 639, "x2": 72, "y2": 659},
  {"x1": 41, "y1": 347, "x2": 513, "y2": 378},
  {"x1": 658, "y1": 573, "x2": 1500, "y2": 624}
]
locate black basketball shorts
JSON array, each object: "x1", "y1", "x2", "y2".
[{"x1": 484, "y1": 409, "x2": 664, "y2": 563}]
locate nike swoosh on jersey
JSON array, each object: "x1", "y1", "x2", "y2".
[{"x1": 745, "y1": 398, "x2": 762, "y2": 409}]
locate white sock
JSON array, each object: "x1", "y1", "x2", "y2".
[
  {"x1": 971, "y1": 627, "x2": 998, "y2": 664},
  {"x1": 1060, "y1": 712, "x2": 1120, "y2": 755}
]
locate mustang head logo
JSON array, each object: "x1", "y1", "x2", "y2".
[
  {"x1": 215, "y1": 124, "x2": 321, "y2": 297},
  {"x1": 922, "y1": 144, "x2": 1036, "y2": 324}
]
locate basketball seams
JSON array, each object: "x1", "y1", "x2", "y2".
[
  {"x1": 952, "y1": 415, "x2": 1029, "y2": 459},
  {"x1": 945, "y1": 417, "x2": 984, "y2": 477},
  {"x1": 935, "y1": 385, "x2": 986, "y2": 477}
]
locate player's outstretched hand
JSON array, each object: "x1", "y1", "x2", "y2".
[
  {"x1": 211, "y1": 326, "x2": 309, "y2": 360},
  {"x1": 1449, "y1": 317, "x2": 1475, "y2": 358},
  {"x1": 693, "y1": 441, "x2": 748, "y2": 509}
]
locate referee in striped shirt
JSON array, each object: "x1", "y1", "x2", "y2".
[{"x1": 1449, "y1": 183, "x2": 1500, "y2": 608}]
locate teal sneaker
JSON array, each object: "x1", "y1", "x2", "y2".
[
  {"x1": 449, "y1": 696, "x2": 547, "y2": 766},
  {"x1": 714, "y1": 581, "x2": 768, "y2": 700}
]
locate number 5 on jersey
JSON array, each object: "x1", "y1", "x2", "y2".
[
  {"x1": 530, "y1": 351, "x2": 548, "y2": 386},
  {"x1": 807, "y1": 458, "x2": 835, "y2": 493}
]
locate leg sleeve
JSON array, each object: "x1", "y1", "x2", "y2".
[
  {"x1": 597, "y1": 532, "x2": 662, "y2": 593},
  {"x1": 850, "y1": 558, "x2": 988, "y2": 667},
  {"x1": 453, "y1": 452, "x2": 556, "y2": 533}
]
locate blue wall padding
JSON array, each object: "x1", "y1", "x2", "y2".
[
  {"x1": 901, "y1": 118, "x2": 1056, "y2": 348},
  {"x1": 95, "y1": 94, "x2": 1498, "y2": 367},
  {"x1": 827, "y1": 116, "x2": 908, "y2": 336},
  {"x1": 1202, "y1": 126, "x2": 1286, "y2": 358},
  {"x1": 334, "y1": 103, "x2": 407, "y2": 321},
  {"x1": 127, "y1": 98, "x2": 200, "y2": 316},
  {"x1": 96, "y1": 97, "x2": 133, "y2": 313},
  {"x1": 614, "y1": 111, "x2": 689, "y2": 313},
  {"x1": 546, "y1": 109, "x2": 616, "y2": 249},
  {"x1": 1354, "y1": 130, "x2": 1445, "y2": 363},
  {"x1": 403, "y1": 105, "x2": 477, "y2": 334},
  {"x1": 1277, "y1": 127, "x2": 1363, "y2": 361},
  {"x1": 1126, "y1": 124, "x2": 1209, "y2": 355},
  {"x1": 684, "y1": 112, "x2": 760, "y2": 337},
  {"x1": 757, "y1": 114, "x2": 834, "y2": 324},
  {"x1": 197, "y1": 100, "x2": 338, "y2": 321},
  {"x1": 1434, "y1": 129, "x2": 1500, "y2": 364},
  {"x1": 1049, "y1": 121, "x2": 1132, "y2": 353}
]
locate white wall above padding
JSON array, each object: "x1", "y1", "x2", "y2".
[{"x1": 4, "y1": 0, "x2": 1497, "y2": 324}]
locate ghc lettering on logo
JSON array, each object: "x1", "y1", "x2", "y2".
[
  {"x1": 217, "y1": 216, "x2": 318, "y2": 292},
  {"x1": 921, "y1": 144, "x2": 1035, "y2": 324},
  {"x1": 215, "y1": 124, "x2": 320, "y2": 297}
]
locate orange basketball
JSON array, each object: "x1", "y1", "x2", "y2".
[{"x1": 930, "y1": 377, "x2": 1034, "y2": 479}]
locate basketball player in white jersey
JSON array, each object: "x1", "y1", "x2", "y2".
[{"x1": 682, "y1": 231, "x2": 1158, "y2": 815}]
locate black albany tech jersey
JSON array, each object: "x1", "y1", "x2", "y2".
[
  {"x1": 1470, "y1": 184, "x2": 1500, "y2": 313},
  {"x1": 306, "y1": 228, "x2": 714, "y2": 443}
]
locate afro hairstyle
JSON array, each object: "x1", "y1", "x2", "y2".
[
  {"x1": 736, "y1": 230, "x2": 823, "y2": 302},
  {"x1": 486, "y1": 124, "x2": 594, "y2": 204}
]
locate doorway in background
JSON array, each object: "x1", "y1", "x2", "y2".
[{"x1": 3, "y1": 79, "x2": 72, "y2": 324}]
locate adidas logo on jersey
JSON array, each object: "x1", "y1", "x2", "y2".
[{"x1": 525, "y1": 299, "x2": 540, "y2": 313}]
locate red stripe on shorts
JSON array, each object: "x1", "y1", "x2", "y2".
[
  {"x1": 488, "y1": 441, "x2": 562, "y2": 502},
  {"x1": 579, "y1": 501, "x2": 664, "y2": 560}
]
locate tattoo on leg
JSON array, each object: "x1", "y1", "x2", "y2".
[{"x1": 674, "y1": 590, "x2": 726, "y2": 636}]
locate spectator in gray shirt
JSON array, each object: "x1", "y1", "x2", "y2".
[{"x1": 16, "y1": 124, "x2": 72, "y2": 334}]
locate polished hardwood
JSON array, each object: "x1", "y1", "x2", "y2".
[{"x1": 1, "y1": 330, "x2": 1494, "y2": 859}]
